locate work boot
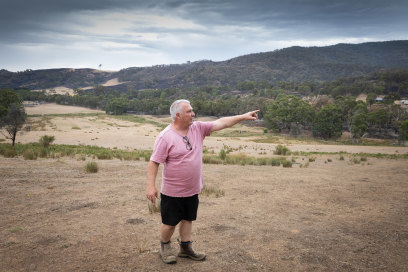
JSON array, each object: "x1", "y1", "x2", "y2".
[
  {"x1": 160, "y1": 241, "x2": 177, "y2": 264},
  {"x1": 178, "y1": 241, "x2": 206, "y2": 261}
]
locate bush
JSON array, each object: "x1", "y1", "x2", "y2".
[
  {"x1": 219, "y1": 149, "x2": 227, "y2": 160},
  {"x1": 3, "y1": 148, "x2": 16, "y2": 158},
  {"x1": 339, "y1": 155, "x2": 345, "y2": 160},
  {"x1": 23, "y1": 150, "x2": 37, "y2": 160},
  {"x1": 274, "y1": 144, "x2": 290, "y2": 155},
  {"x1": 282, "y1": 160, "x2": 292, "y2": 168},
  {"x1": 39, "y1": 135, "x2": 55, "y2": 148},
  {"x1": 352, "y1": 157, "x2": 361, "y2": 164},
  {"x1": 39, "y1": 148, "x2": 49, "y2": 158},
  {"x1": 269, "y1": 158, "x2": 281, "y2": 166},
  {"x1": 85, "y1": 161, "x2": 98, "y2": 173}
]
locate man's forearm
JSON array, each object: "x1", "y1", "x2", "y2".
[
  {"x1": 147, "y1": 161, "x2": 159, "y2": 187},
  {"x1": 212, "y1": 110, "x2": 259, "y2": 132},
  {"x1": 216, "y1": 114, "x2": 246, "y2": 129}
]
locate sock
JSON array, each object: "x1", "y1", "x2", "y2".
[
  {"x1": 161, "y1": 240, "x2": 170, "y2": 245},
  {"x1": 181, "y1": 241, "x2": 191, "y2": 245}
]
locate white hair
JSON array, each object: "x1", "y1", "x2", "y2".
[{"x1": 170, "y1": 99, "x2": 190, "y2": 121}]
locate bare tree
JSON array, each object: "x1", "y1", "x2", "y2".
[{"x1": 0, "y1": 103, "x2": 27, "y2": 146}]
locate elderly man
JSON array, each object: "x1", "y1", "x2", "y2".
[{"x1": 146, "y1": 99, "x2": 259, "y2": 264}]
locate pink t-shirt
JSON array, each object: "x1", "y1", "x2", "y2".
[{"x1": 150, "y1": 121, "x2": 213, "y2": 197}]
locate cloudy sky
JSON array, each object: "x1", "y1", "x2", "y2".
[{"x1": 1, "y1": 0, "x2": 407, "y2": 72}]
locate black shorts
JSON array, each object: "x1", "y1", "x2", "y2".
[{"x1": 160, "y1": 193, "x2": 199, "y2": 226}]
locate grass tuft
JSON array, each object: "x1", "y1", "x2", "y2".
[
  {"x1": 23, "y1": 150, "x2": 37, "y2": 160},
  {"x1": 200, "y1": 185, "x2": 225, "y2": 198},
  {"x1": 148, "y1": 199, "x2": 161, "y2": 214},
  {"x1": 85, "y1": 161, "x2": 98, "y2": 173},
  {"x1": 274, "y1": 144, "x2": 290, "y2": 155}
]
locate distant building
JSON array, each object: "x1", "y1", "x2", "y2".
[
  {"x1": 375, "y1": 97, "x2": 384, "y2": 102},
  {"x1": 401, "y1": 100, "x2": 408, "y2": 105}
]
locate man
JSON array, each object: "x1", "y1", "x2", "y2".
[{"x1": 146, "y1": 99, "x2": 259, "y2": 264}]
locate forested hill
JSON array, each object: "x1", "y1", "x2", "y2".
[{"x1": 1, "y1": 40, "x2": 408, "y2": 91}]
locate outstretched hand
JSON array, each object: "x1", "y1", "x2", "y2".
[{"x1": 243, "y1": 110, "x2": 260, "y2": 121}]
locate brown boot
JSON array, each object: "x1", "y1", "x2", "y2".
[
  {"x1": 178, "y1": 241, "x2": 206, "y2": 261},
  {"x1": 160, "y1": 241, "x2": 177, "y2": 264}
]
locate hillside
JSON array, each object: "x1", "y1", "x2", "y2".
[{"x1": 1, "y1": 40, "x2": 408, "y2": 91}]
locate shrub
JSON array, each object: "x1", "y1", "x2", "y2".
[
  {"x1": 352, "y1": 157, "x2": 361, "y2": 164},
  {"x1": 39, "y1": 135, "x2": 55, "y2": 148},
  {"x1": 3, "y1": 148, "x2": 16, "y2": 158},
  {"x1": 39, "y1": 148, "x2": 48, "y2": 158},
  {"x1": 23, "y1": 150, "x2": 37, "y2": 160},
  {"x1": 309, "y1": 157, "x2": 316, "y2": 162},
  {"x1": 282, "y1": 160, "x2": 292, "y2": 168},
  {"x1": 274, "y1": 144, "x2": 290, "y2": 155},
  {"x1": 219, "y1": 149, "x2": 227, "y2": 160},
  {"x1": 143, "y1": 154, "x2": 150, "y2": 161},
  {"x1": 339, "y1": 155, "x2": 345, "y2": 160},
  {"x1": 269, "y1": 158, "x2": 281, "y2": 166},
  {"x1": 360, "y1": 157, "x2": 367, "y2": 162},
  {"x1": 85, "y1": 161, "x2": 98, "y2": 173}
]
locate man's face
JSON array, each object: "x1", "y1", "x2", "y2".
[{"x1": 178, "y1": 102, "x2": 195, "y2": 126}]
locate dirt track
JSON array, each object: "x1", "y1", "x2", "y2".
[{"x1": 1, "y1": 155, "x2": 407, "y2": 271}]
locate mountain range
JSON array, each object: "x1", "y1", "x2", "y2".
[{"x1": 1, "y1": 40, "x2": 408, "y2": 91}]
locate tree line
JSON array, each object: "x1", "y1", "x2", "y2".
[{"x1": 2, "y1": 69, "x2": 408, "y2": 144}]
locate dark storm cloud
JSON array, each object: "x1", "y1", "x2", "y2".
[
  {"x1": 1, "y1": 0, "x2": 407, "y2": 42},
  {"x1": 0, "y1": 0, "x2": 407, "y2": 71}
]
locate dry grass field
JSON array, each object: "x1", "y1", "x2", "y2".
[{"x1": 1, "y1": 103, "x2": 408, "y2": 271}]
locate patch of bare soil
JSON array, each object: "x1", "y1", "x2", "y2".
[{"x1": 1, "y1": 156, "x2": 407, "y2": 271}]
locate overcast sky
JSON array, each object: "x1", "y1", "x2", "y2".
[{"x1": 1, "y1": 0, "x2": 407, "y2": 72}]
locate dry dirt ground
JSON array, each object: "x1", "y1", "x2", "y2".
[
  {"x1": 1, "y1": 157, "x2": 407, "y2": 272},
  {"x1": 1, "y1": 104, "x2": 408, "y2": 271}
]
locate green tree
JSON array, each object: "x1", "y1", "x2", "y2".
[
  {"x1": 398, "y1": 120, "x2": 408, "y2": 146},
  {"x1": 264, "y1": 95, "x2": 314, "y2": 132},
  {"x1": 0, "y1": 89, "x2": 21, "y2": 118},
  {"x1": 367, "y1": 108, "x2": 388, "y2": 132},
  {"x1": 0, "y1": 103, "x2": 27, "y2": 146},
  {"x1": 105, "y1": 98, "x2": 129, "y2": 115},
  {"x1": 366, "y1": 93, "x2": 377, "y2": 106},
  {"x1": 351, "y1": 113, "x2": 368, "y2": 144},
  {"x1": 312, "y1": 104, "x2": 343, "y2": 139}
]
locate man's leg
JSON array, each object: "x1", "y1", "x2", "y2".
[
  {"x1": 179, "y1": 220, "x2": 192, "y2": 242},
  {"x1": 161, "y1": 224, "x2": 176, "y2": 242},
  {"x1": 160, "y1": 224, "x2": 177, "y2": 264},
  {"x1": 178, "y1": 220, "x2": 206, "y2": 261}
]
